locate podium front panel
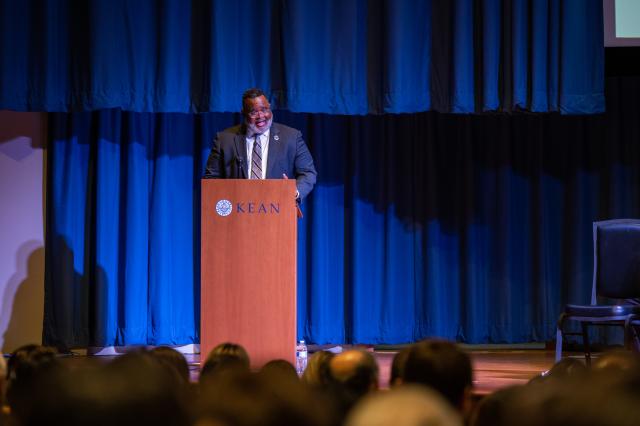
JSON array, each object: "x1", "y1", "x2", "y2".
[{"x1": 201, "y1": 179, "x2": 297, "y2": 367}]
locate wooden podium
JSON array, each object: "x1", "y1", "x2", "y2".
[{"x1": 201, "y1": 179, "x2": 297, "y2": 368}]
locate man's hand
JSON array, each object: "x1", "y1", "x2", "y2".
[
  {"x1": 283, "y1": 173, "x2": 303, "y2": 218},
  {"x1": 282, "y1": 173, "x2": 300, "y2": 200}
]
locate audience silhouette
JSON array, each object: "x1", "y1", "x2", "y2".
[{"x1": 2, "y1": 340, "x2": 639, "y2": 426}]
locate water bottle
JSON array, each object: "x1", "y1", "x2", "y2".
[{"x1": 295, "y1": 340, "x2": 308, "y2": 375}]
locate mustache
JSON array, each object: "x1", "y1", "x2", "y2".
[{"x1": 246, "y1": 117, "x2": 273, "y2": 136}]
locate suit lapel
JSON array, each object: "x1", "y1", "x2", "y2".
[
  {"x1": 234, "y1": 128, "x2": 248, "y2": 178},
  {"x1": 266, "y1": 124, "x2": 282, "y2": 179}
]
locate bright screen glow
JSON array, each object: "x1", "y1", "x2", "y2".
[
  {"x1": 604, "y1": 0, "x2": 640, "y2": 46},
  {"x1": 616, "y1": 0, "x2": 640, "y2": 38}
]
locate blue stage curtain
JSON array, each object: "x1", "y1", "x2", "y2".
[
  {"x1": 44, "y1": 111, "x2": 236, "y2": 346},
  {"x1": 1, "y1": 0, "x2": 603, "y2": 114},
  {"x1": 44, "y1": 76, "x2": 640, "y2": 346}
]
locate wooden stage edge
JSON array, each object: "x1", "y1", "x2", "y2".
[{"x1": 58, "y1": 346, "x2": 567, "y2": 396}]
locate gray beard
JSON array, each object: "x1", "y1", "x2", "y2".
[{"x1": 246, "y1": 117, "x2": 273, "y2": 137}]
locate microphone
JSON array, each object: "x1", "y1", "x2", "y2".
[{"x1": 234, "y1": 156, "x2": 244, "y2": 178}]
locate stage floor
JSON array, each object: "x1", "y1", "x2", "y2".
[{"x1": 60, "y1": 347, "x2": 565, "y2": 395}]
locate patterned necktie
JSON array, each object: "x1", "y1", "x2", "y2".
[{"x1": 251, "y1": 134, "x2": 262, "y2": 179}]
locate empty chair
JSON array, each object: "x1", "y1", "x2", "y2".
[{"x1": 556, "y1": 219, "x2": 640, "y2": 365}]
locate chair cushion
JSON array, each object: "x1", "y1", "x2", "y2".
[{"x1": 565, "y1": 304, "x2": 640, "y2": 317}]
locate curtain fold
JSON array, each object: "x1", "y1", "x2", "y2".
[
  {"x1": 45, "y1": 111, "x2": 237, "y2": 346},
  {"x1": 1, "y1": 0, "x2": 603, "y2": 114},
  {"x1": 45, "y1": 77, "x2": 640, "y2": 347}
]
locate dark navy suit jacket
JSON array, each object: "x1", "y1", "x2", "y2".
[{"x1": 203, "y1": 123, "x2": 317, "y2": 201}]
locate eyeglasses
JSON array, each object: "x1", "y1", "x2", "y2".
[{"x1": 247, "y1": 108, "x2": 271, "y2": 118}]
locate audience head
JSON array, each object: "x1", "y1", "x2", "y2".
[
  {"x1": 504, "y1": 376, "x2": 640, "y2": 426},
  {"x1": 469, "y1": 386, "x2": 524, "y2": 426},
  {"x1": 26, "y1": 350, "x2": 189, "y2": 426},
  {"x1": 302, "y1": 350, "x2": 334, "y2": 387},
  {"x1": 207, "y1": 342, "x2": 250, "y2": 367},
  {"x1": 6, "y1": 344, "x2": 60, "y2": 422},
  {"x1": 345, "y1": 385, "x2": 462, "y2": 426},
  {"x1": 149, "y1": 346, "x2": 190, "y2": 384},
  {"x1": 325, "y1": 349, "x2": 379, "y2": 422},
  {"x1": 38, "y1": 352, "x2": 189, "y2": 426},
  {"x1": 402, "y1": 339, "x2": 472, "y2": 410},
  {"x1": 196, "y1": 370, "x2": 334, "y2": 426},
  {"x1": 547, "y1": 358, "x2": 587, "y2": 378},
  {"x1": 591, "y1": 350, "x2": 640, "y2": 398},
  {"x1": 593, "y1": 349, "x2": 640, "y2": 373},
  {"x1": 6, "y1": 344, "x2": 58, "y2": 386},
  {"x1": 330, "y1": 350, "x2": 379, "y2": 395},
  {"x1": 389, "y1": 347, "x2": 411, "y2": 387},
  {"x1": 200, "y1": 355, "x2": 250, "y2": 385},
  {"x1": 259, "y1": 359, "x2": 298, "y2": 383},
  {"x1": 200, "y1": 343, "x2": 251, "y2": 384},
  {"x1": 529, "y1": 358, "x2": 588, "y2": 386}
]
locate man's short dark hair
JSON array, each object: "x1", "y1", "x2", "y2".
[
  {"x1": 402, "y1": 340, "x2": 472, "y2": 409},
  {"x1": 242, "y1": 88, "x2": 268, "y2": 111}
]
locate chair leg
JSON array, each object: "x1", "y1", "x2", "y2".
[
  {"x1": 624, "y1": 315, "x2": 640, "y2": 352},
  {"x1": 624, "y1": 317, "x2": 632, "y2": 350},
  {"x1": 556, "y1": 313, "x2": 567, "y2": 362},
  {"x1": 581, "y1": 322, "x2": 591, "y2": 366},
  {"x1": 634, "y1": 324, "x2": 640, "y2": 353}
]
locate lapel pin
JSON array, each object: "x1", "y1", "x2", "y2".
[{"x1": 274, "y1": 135, "x2": 279, "y2": 141}]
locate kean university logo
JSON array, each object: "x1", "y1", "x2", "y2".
[{"x1": 215, "y1": 199, "x2": 233, "y2": 217}]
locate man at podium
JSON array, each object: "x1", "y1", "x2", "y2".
[{"x1": 203, "y1": 88, "x2": 317, "y2": 201}]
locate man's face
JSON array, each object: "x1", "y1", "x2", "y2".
[{"x1": 243, "y1": 95, "x2": 273, "y2": 135}]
